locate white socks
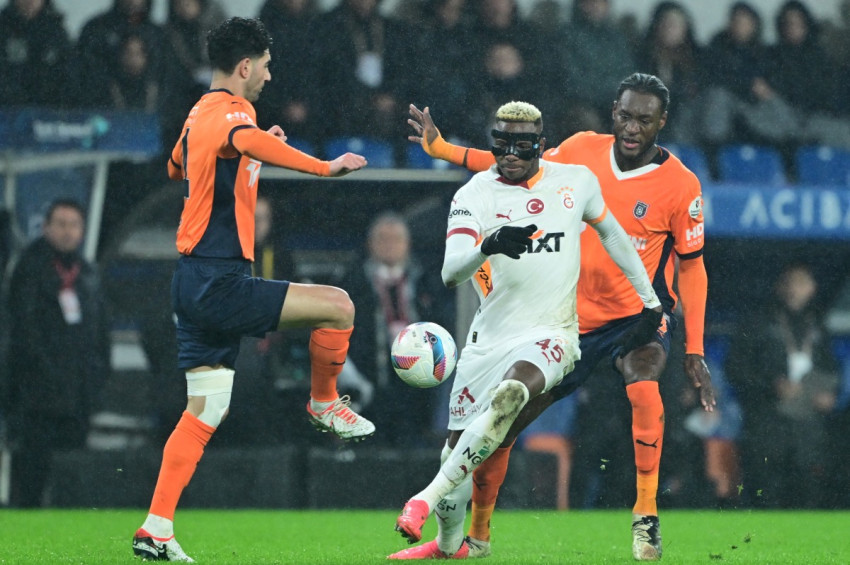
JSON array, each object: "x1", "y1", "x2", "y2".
[
  {"x1": 141, "y1": 513, "x2": 174, "y2": 539},
  {"x1": 435, "y1": 444, "x2": 473, "y2": 555},
  {"x1": 416, "y1": 381, "x2": 530, "y2": 511}
]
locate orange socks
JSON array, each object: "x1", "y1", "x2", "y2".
[
  {"x1": 149, "y1": 411, "x2": 215, "y2": 520},
  {"x1": 469, "y1": 442, "x2": 514, "y2": 542},
  {"x1": 626, "y1": 381, "x2": 664, "y2": 516},
  {"x1": 309, "y1": 327, "x2": 353, "y2": 401}
]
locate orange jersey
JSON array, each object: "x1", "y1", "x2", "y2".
[
  {"x1": 170, "y1": 89, "x2": 263, "y2": 261},
  {"x1": 543, "y1": 132, "x2": 705, "y2": 334}
]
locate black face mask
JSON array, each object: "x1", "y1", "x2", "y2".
[{"x1": 490, "y1": 129, "x2": 541, "y2": 160}]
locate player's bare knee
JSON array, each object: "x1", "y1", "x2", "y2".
[{"x1": 327, "y1": 286, "x2": 355, "y2": 328}]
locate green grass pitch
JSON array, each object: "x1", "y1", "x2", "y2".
[{"x1": 0, "y1": 508, "x2": 848, "y2": 564}]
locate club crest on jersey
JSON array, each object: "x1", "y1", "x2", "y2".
[
  {"x1": 527, "y1": 199, "x2": 544, "y2": 214},
  {"x1": 633, "y1": 200, "x2": 649, "y2": 219},
  {"x1": 557, "y1": 186, "x2": 575, "y2": 209}
]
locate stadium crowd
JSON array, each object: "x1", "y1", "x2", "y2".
[
  {"x1": 1, "y1": 0, "x2": 850, "y2": 513},
  {"x1": 2, "y1": 0, "x2": 850, "y2": 179}
]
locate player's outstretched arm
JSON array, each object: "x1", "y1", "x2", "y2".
[
  {"x1": 407, "y1": 104, "x2": 494, "y2": 172},
  {"x1": 678, "y1": 255, "x2": 715, "y2": 411},
  {"x1": 232, "y1": 127, "x2": 366, "y2": 177}
]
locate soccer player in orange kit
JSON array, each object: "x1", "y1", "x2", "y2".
[
  {"x1": 132, "y1": 17, "x2": 374, "y2": 562},
  {"x1": 391, "y1": 73, "x2": 715, "y2": 562}
]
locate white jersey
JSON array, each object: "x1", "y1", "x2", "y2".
[{"x1": 445, "y1": 160, "x2": 608, "y2": 348}]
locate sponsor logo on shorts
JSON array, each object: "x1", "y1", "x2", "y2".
[
  {"x1": 457, "y1": 386, "x2": 476, "y2": 404},
  {"x1": 450, "y1": 387, "x2": 480, "y2": 418}
]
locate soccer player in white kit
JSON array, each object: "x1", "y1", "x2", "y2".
[{"x1": 393, "y1": 101, "x2": 663, "y2": 555}]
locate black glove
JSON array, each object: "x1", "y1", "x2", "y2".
[
  {"x1": 615, "y1": 308, "x2": 663, "y2": 358},
  {"x1": 481, "y1": 224, "x2": 537, "y2": 259}
]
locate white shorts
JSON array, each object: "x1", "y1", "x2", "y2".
[{"x1": 447, "y1": 332, "x2": 580, "y2": 430}]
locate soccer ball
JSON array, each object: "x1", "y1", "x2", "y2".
[{"x1": 391, "y1": 322, "x2": 457, "y2": 388}]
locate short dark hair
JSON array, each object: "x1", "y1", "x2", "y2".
[
  {"x1": 207, "y1": 17, "x2": 272, "y2": 73},
  {"x1": 45, "y1": 198, "x2": 85, "y2": 223},
  {"x1": 616, "y1": 73, "x2": 671, "y2": 114}
]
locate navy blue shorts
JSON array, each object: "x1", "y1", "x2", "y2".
[
  {"x1": 171, "y1": 256, "x2": 289, "y2": 369},
  {"x1": 550, "y1": 311, "x2": 676, "y2": 400}
]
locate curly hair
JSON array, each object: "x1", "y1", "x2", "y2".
[{"x1": 206, "y1": 17, "x2": 272, "y2": 73}]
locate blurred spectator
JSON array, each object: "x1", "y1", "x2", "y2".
[
  {"x1": 341, "y1": 212, "x2": 452, "y2": 446},
  {"x1": 700, "y1": 2, "x2": 800, "y2": 150},
  {"x1": 0, "y1": 0, "x2": 73, "y2": 107},
  {"x1": 637, "y1": 2, "x2": 702, "y2": 145},
  {"x1": 526, "y1": 0, "x2": 563, "y2": 36},
  {"x1": 547, "y1": 0, "x2": 634, "y2": 138},
  {"x1": 725, "y1": 262, "x2": 839, "y2": 508},
  {"x1": 3, "y1": 199, "x2": 110, "y2": 506},
  {"x1": 315, "y1": 0, "x2": 417, "y2": 157},
  {"x1": 75, "y1": 0, "x2": 164, "y2": 108},
  {"x1": 255, "y1": 0, "x2": 324, "y2": 145},
  {"x1": 468, "y1": 0, "x2": 524, "y2": 48},
  {"x1": 463, "y1": 41, "x2": 547, "y2": 148},
  {"x1": 820, "y1": 0, "x2": 850, "y2": 74},
  {"x1": 461, "y1": 0, "x2": 556, "y2": 141},
  {"x1": 108, "y1": 33, "x2": 159, "y2": 112},
  {"x1": 769, "y1": 2, "x2": 836, "y2": 116},
  {"x1": 161, "y1": 0, "x2": 226, "y2": 134},
  {"x1": 765, "y1": 1, "x2": 850, "y2": 150},
  {"x1": 413, "y1": 0, "x2": 478, "y2": 144}
]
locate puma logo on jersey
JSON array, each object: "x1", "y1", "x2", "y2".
[{"x1": 496, "y1": 210, "x2": 512, "y2": 221}]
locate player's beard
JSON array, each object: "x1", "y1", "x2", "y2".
[{"x1": 616, "y1": 130, "x2": 659, "y2": 167}]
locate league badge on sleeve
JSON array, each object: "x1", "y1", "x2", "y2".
[{"x1": 688, "y1": 196, "x2": 704, "y2": 220}]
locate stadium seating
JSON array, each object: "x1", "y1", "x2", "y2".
[
  {"x1": 324, "y1": 137, "x2": 395, "y2": 168},
  {"x1": 717, "y1": 144, "x2": 787, "y2": 185},
  {"x1": 664, "y1": 143, "x2": 711, "y2": 182},
  {"x1": 796, "y1": 146, "x2": 850, "y2": 186}
]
